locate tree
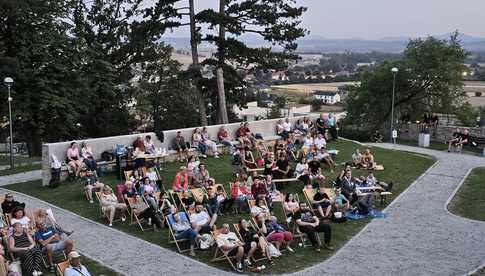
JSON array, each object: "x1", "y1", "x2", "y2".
[
  {"x1": 344, "y1": 33, "x2": 468, "y2": 133},
  {"x1": 196, "y1": 0, "x2": 308, "y2": 123}
]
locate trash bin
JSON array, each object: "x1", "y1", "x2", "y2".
[{"x1": 418, "y1": 133, "x2": 430, "y2": 148}]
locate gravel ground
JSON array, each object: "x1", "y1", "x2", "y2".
[
  {"x1": 1, "y1": 144, "x2": 484, "y2": 276},
  {"x1": 291, "y1": 144, "x2": 485, "y2": 276},
  {"x1": 0, "y1": 170, "x2": 41, "y2": 186}
]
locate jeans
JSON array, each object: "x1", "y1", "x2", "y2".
[
  {"x1": 298, "y1": 222, "x2": 331, "y2": 247},
  {"x1": 176, "y1": 228, "x2": 198, "y2": 244},
  {"x1": 197, "y1": 143, "x2": 207, "y2": 155},
  {"x1": 221, "y1": 140, "x2": 234, "y2": 153},
  {"x1": 205, "y1": 202, "x2": 220, "y2": 217}
]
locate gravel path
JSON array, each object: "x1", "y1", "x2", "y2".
[
  {"x1": 291, "y1": 143, "x2": 485, "y2": 276},
  {"x1": 1, "y1": 144, "x2": 484, "y2": 276},
  {"x1": 0, "y1": 170, "x2": 41, "y2": 186},
  {"x1": 0, "y1": 188, "x2": 231, "y2": 276}
]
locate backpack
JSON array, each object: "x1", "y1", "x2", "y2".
[{"x1": 101, "y1": 151, "x2": 114, "y2": 161}]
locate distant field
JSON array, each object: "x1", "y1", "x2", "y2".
[{"x1": 272, "y1": 82, "x2": 360, "y2": 96}]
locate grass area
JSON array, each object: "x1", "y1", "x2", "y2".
[
  {"x1": 448, "y1": 167, "x2": 485, "y2": 221},
  {"x1": 4, "y1": 140, "x2": 435, "y2": 274},
  {"x1": 0, "y1": 155, "x2": 41, "y2": 176}
]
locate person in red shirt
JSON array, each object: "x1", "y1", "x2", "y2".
[
  {"x1": 231, "y1": 180, "x2": 251, "y2": 212},
  {"x1": 217, "y1": 126, "x2": 235, "y2": 154},
  {"x1": 172, "y1": 166, "x2": 189, "y2": 192}
]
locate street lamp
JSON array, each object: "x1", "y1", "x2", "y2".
[
  {"x1": 3, "y1": 77, "x2": 14, "y2": 168},
  {"x1": 75, "y1": 123, "x2": 81, "y2": 139},
  {"x1": 390, "y1": 68, "x2": 398, "y2": 143}
]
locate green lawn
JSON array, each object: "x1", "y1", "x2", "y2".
[
  {"x1": 0, "y1": 155, "x2": 41, "y2": 176},
  {"x1": 4, "y1": 140, "x2": 435, "y2": 274},
  {"x1": 448, "y1": 167, "x2": 485, "y2": 221}
]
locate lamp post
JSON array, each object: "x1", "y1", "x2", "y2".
[
  {"x1": 3, "y1": 77, "x2": 14, "y2": 168},
  {"x1": 75, "y1": 123, "x2": 81, "y2": 139},
  {"x1": 390, "y1": 68, "x2": 398, "y2": 143}
]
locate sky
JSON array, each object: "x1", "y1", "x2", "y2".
[{"x1": 164, "y1": 0, "x2": 485, "y2": 39}]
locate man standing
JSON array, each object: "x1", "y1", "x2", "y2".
[
  {"x1": 294, "y1": 202, "x2": 333, "y2": 252},
  {"x1": 64, "y1": 251, "x2": 91, "y2": 276}
]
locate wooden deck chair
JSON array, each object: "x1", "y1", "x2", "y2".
[
  {"x1": 124, "y1": 170, "x2": 133, "y2": 181},
  {"x1": 56, "y1": 260, "x2": 70, "y2": 275},
  {"x1": 94, "y1": 191, "x2": 123, "y2": 224},
  {"x1": 211, "y1": 227, "x2": 237, "y2": 271},
  {"x1": 280, "y1": 194, "x2": 310, "y2": 246},
  {"x1": 154, "y1": 167, "x2": 167, "y2": 192},
  {"x1": 233, "y1": 223, "x2": 267, "y2": 263},
  {"x1": 127, "y1": 197, "x2": 154, "y2": 232},
  {"x1": 302, "y1": 188, "x2": 317, "y2": 212},
  {"x1": 4, "y1": 213, "x2": 12, "y2": 227},
  {"x1": 166, "y1": 212, "x2": 194, "y2": 253},
  {"x1": 191, "y1": 188, "x2": 207, "y2": 204}
]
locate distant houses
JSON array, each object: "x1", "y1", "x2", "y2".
[{"x1": 312, "y1": 90, "x2": 341, "y2": 104}]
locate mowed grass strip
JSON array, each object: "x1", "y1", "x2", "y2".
[
  {"x1": 448, "y1": 167, "x2": 485, "y2": 221},
  {"x1": 4, "y1": 140, "x2": 435, "y2": 274}
]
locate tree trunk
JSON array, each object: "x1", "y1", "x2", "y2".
[
  {"x1": 216, "y1": 0, "x2": 229, "y2": 124},
  {"x1": 189, "y1": 0, "x2": 208, "y2": 126},
  {"x1": 23, "y1": 127, "x2": 42, "y2": 157}
]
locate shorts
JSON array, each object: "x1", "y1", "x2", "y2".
[
  {"x1": 44, "y1": 241, "x2": 66, "y2": 252},
  {"x1": 175, "y1": 144, "x2": 187, "y2": 151},
  {"x1": 227, "y1": 246, "x2": 240, "y2": 256}
]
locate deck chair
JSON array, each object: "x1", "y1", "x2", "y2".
[
  {"x1": 127, "y1": 197, "x2": 154, "y2": 232},
  {"x1": 191, "y1": 188, "x2": 207, "y2": 204},
  {"x1": 280, "y1": 194, "x2": 310, "y2": 246},
  {"x1": 211, "y1": 227, "x2": 238, "y2": 271},
  {"x1": 94, "y1": 191, "x2": 123, "y2": 224},
  {"x1": 302, "y1": 188, "x2": 317, "y2": 212},
  {"x1": 124, "y1": 170, "x2": 133, "y2": 181},
  {"x1": 166, "y1": 212, "x2": 194, "y2": 253},
  {"x1": 56, "y1": 260, "x2": 70, "y2": 275},
  {"x1": 233, "y1": 223, "x2": 267, "y2": 263},
  {"x1": 171, "y1": 191, "x2": 194, "y2": 215}
]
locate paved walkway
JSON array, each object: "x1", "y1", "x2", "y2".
[
  {"x1": 1, "y1": 144, "x2": 484, "y2": 276},
  {"x1": 0, "y1": 170, "x2": 41, "y2": 186},
  {"x1": 292, "y1": 143, "x2": 485, "y2": 276}
]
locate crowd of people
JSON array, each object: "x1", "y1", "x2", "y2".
[
  {"x1": 0, "y1": 193, "x2": 92, "y2": 276},
  {"x1": 56, "y1": 113, "x2": 397, "y2": 273}
]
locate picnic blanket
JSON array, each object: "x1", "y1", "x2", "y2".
[{"x1": 345, "y1": 209, "x2": 385, "y2": 220}]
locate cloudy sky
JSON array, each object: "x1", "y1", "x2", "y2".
[{"x1": 165, "y1": 0, "x2": 485, "y2": 39}]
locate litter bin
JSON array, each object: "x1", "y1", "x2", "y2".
[{"x1": 418, "y1": 133, "x2": 430, "y2": 148}]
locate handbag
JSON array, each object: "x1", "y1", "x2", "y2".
[
  {"x1": 8, "y1": 260, "x2": 22, "y2": 276},
  {"x1": 266, "y1": 243, "x2": 281, "y2": 257}
]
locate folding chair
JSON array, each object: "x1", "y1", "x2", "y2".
[
  {"x1": 211, "y1": 227, "x2": 238, "y2": 271},
  {"x1": 233, "y1": 223, "x2": 267, "y2": 263},
  {"x1": 124, "y1": 170, "x2": 133, "y2": 181},
  {"x1": 56, "y1": 260, "x2": 70, "y2": 275},
  {"x1": 191, "y1": 188, "x2": 207, "y2": 204},
  {"x1": 166, "y1": 212, "x2": 194, "y2": 253},
  {"x1": 95, "y1": 192, "x2": 123, "y2": 224},
  {"x1": 302, "y1": 188, "x2": 318, "y2": 213},
  {"x1": 127, "y1": 197, "x2": 154, "y2": 232}
]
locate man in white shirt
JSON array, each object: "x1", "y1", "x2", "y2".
[
  {"x1": 64, "y1": 251, "x2": 91, "y2": 276},
  {"x1": 216, "y1": 223, "x2": 245, "y2": 272},
  {"x1": 190, "y1": 203, "x2": 217, "y2": 234},
  {"x1": 314, "y1": 133, "x2": 326, "y2": 149},
  {"x1": 282, "y1": 118, "x2": 292, "y2": 132}
]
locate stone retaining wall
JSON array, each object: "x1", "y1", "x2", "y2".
[{"x1": 399, "y1": 123, "x2": 485, "y2": 142}]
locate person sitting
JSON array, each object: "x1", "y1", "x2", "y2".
[
  {"x1": 255, "y1": 214, "x2": 293, "y2": 252},
  {"x1": 64, "y1": 251, "x2": 92, "y2": 276},
  {"x1": 180, "y1": 191, "x2": 195, "y2": 211},
  {"x1": 327, "y1": 113, "x2": 338, "y2": 140},
  {"x1": 173, "y1": 131, "x2": 189, "y2": 162},
  {"x1": 276, "y1": 119, "x2": 287, "y2": 139},
  {"x1": 314, "y1": 133, "x2": 326, "y2": 150},
  {"x1": 203, "y1": 186, "x2": 220, "y2": 217},
  {"x1": 190, "y1": 203, "x2": 217, "y2": 235},
  {"x1": 255, "y1": 140, "x2": 269, "y2": 160},
  {"x1": 100, "y1": 186, "x2": 128, "y2": 227},
  {"x1": 81, "y1": 168, "x2": 105, "y2": 203},
  {"x1": 141, "y1": 177, "x2": 160, "y2": 208},
  {"x1": 1, "y1": 193, "x2": 25, "y2": 214},
  {"x1": 308, "y1": 158, "x2": 325, "y2": 189},
  {"x1": 295, "y1": 158, "x2": 310, "y2": 187},
  {"x1": 144, "y1": 135, "x2": 156, "y2": 154},
  {"x1": 315, "y1": 114, "x2": 326, "y2": 135},
  {"x1": 302, "y1": 132, "x2": 314, "y2": 151},
  {"x1": 216, "y1": 223, "x2": 246, "y2": 272},
  {"x1": 364, "y1": 170, "x2": 390, "y2": 191},
  {"x1": 170, "y1": 211, "x2": 202, "y2": 256},
  {"x1": 33, "y1": 208, "x2": 73, "y2": 236},
  {"x1": 273, "y1": 153, "x2": 291, "y2": 180},
  {"x1": 8, "y1": 222, "x2": 43, "y2": 275},
  {"x1": 218, "y1": 126, "x2": 235, "y2": 154},
  {"x1": 283, "y1": 118, "x2": 293, "y2": 136},
  {"x1": 66, "y1": 142, "x2": 83, "y2": 177},
  {"x1": 263, "y1": 152, "x2": 277, "y2": 177},
  {"x1": 132, "y1": 140, "x2": 146, "y2": 168},
  {"x1": 238, "y1": 219, "x2": 271, "y2": 267},
  {"x1": 316, "y1": 146, "x2": 335, "y2": 172},
  {"x1": 202, "y1": 126, "x2": 220, "y2": 158},
  {"x1": 449, "y1": 129, "x2": 470, "y2": 152},
  {"x1": 122, "y1": 181, "x2": 137, "y2": 202},
  {"x1": 10, "y1": 207, "x2": 31, "y2": 229},
  {"x1": 133, "y1": 136, "x2": 146, "y2": 153},
  {"x1": 231, "y1": 180, "x2": 251, "y2": 213},
  {"x1": 215, "y1": 185, "x2": 233, "y2": 214},
  {"x1": 242, "y1": 147, "x2": 257, "y2": 169},
  {"x1": 312, "y1": 186, "x2": 332, "y2": 219},
  {"x1": 351, "y1": 149, "x2": 363, "y2": 167},
  {"x1": 250, "y1": 198, "x2": 270, "y2": 218},
  {"x1": 295, "y1": 202, "x2": 333, "y2": 251},
  {"x1": 361, "y1": 149, "x2": 376, "y2": 169},
  {"x1": 81, "y1": 142, "x2": 97, "y2": 171},
  {"x1": 35, "y1": 221, "x2": 74, "y2": 271},
  {"x1": 337, "y1": 169, "x2": 359, "y2": 205},
  {"x1": 192, "y1": 128, "x2": 208, "y2": 158},
  {"x1": 371, "y1": 130, "x2": 383, "y2": 143},
  {"x1": 251, "y1": 178, "x2": 270, "y2": 204},
  {"x1": 172, "y1": 166, "x2": 189, "y2": 192},
  {"x1": 193, "y1": 163, "x2": 213, "y2": 188},
  {"x1": 231, "y1": 147, "x2": 245, "y2": 175},
  {"x1": 333, "y1": 187, "x2": 350, "y2": 212},
  {"x1": 283, "y1": 194, "x2": 300, "y2": 223},
  {"x1": 237, "y1": 122, "x2": 257, "y2": 148},
  {"x1": 131, "y1": 194, "x2": 163, "y2": 230}
]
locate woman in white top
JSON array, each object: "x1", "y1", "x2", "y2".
[
  {"x1": 250, "y1": 198, "x2": 270, "y2": 218},
  {"x1": 192, "y1": 128, "x2": 208, "y2": 157},
  {"x1": 302, "y1": 133, "x2": 314, "y2": 149},
  {"x1": 201, "y1": 127, "x2": 220, "y2": 158},
  {"x1": 295, "y1": 158, "x2": 311, "y2": 187},
  {"x1": 10, "y1": 207, "x2": 30, "y2": 229},
  {"x1": 314, "y1": 133, "x2": 327, "y2": 149}
]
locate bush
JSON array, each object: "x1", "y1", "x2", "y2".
[
  {"x1": 298, "y1": 96, "x2": 311, "y2": 104},
  {"x1": 339, "y1": 125, "x2": 372, "y2": 142},
  {"x1": 310, "y1": 99, "x2": 322, "y2": 112}
]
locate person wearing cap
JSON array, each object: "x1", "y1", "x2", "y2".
[
  {"x1": 64, "y1": 251, "x2": 91, "y2": 276},
  {"x1": 1, "y1": 193, "x2": 25, "y2": 214}
]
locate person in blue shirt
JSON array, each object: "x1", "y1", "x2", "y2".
[
  {"x1": 35, "y1": 222, "x2": 74, "y2": 271},
  {"x1": 64, "y1": 251, "x2": 91, "y2": 276}
]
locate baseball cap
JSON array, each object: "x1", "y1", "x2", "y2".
[{"x1": 68, "y1": 251, "x2": 81, "y2": 260}]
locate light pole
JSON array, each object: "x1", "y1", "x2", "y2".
[
  {"x1": 3, "y1": 77, "x2": 14, "y2": 168},
  {"x1": 390, "y1": 68, "x2": 398, "y2": 143}
]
